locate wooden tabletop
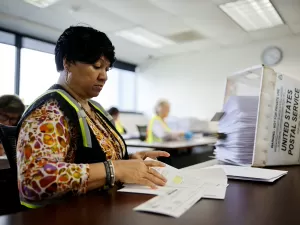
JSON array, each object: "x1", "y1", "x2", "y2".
[
  {"x1": 1, "y1": 166, "x2": 300, "y2": 225},
  {"x1": 125, "y1": 137, "x2": 216, "y2": 150}
]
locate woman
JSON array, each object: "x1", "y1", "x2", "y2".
[
  {"x1": 0, "y1": 95, "x2": 25, "y2": 156},
  {"x1": 108, "y1": 107, "x2": 126, "y2": 135},
  {"x1": 146, "y1": 100, "x2": 185, "y2": 143},
  {"x1": 16, "y1": 26, "x2": 169, "y2": 208}
]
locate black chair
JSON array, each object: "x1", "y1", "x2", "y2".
[
  {"x1": 136, "y1": 125, "x2": 147, "y2": 141},
  {"x1": 0, "y1": 124, "x2": 24, "y2": 215},
  {"x1": 0, "y1": 125, "x2": 18, "y2": 171}
]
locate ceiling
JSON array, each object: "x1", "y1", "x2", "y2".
[{"x1": 0, "y1": 0, "x2": 300, "y2": 65}]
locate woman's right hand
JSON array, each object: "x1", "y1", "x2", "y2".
[{"x1": 113, "y1": 159, "x2": 167, "y2": 189}]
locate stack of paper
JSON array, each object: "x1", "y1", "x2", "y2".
[
  {"x1": 119, "y1": 158, "x2": 228, "y2": 218},
  {"x1": 205, "y1": 165, "x2": 287, "y2": 182},
  {"x1": 214, "y1": 96, "x2": 259, "y2": 165}
]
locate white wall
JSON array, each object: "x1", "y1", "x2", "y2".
[{"x1": 136, "y1": 35, "x2": 300, "y2": 120}]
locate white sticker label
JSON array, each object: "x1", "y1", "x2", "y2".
[{"x1": 268, "y1": 74, "x2": 300, "y2": 165}]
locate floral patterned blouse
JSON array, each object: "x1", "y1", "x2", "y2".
[{"x1": 17, "y1": 99, "x2": 126, "y2": 207}]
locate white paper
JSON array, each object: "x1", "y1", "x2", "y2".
[
  {"x1": 181, "y1": 168, "x2": 228, "y2": 199},
  {"x1": 134, "y1": 186, "x2": 204, "y2": 218},
  {"x1": 119, "y1": 160, "x2": 228, "y2": 200},
  {"x1": 146, "y1": 157, "x2": 203, "y2": 188},
  {"x1": 214, "y1": 96, "x2": 259, "y2": 166},
  {"x1": 118, "y1": 184, "x2": 177, "y2": 196},
  {"x1": 205, "y1": 165, "x2": 287, "y2": 182},
  {"x1": 201, "y1": 183, "x2": 228, "y2": 199}
]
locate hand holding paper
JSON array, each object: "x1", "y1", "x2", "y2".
[
  {"x1": 118, "y1": 158, "x2": 229, "y2": 218},
  {"x1": 113, "y1": 159, "x2": 167, "y2": 189},
  {"x1": 119, "y1": 158, "x2": 228, "y2": 199}
]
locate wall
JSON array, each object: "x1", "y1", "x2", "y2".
[{"x1": 136, "y1": 35, "x2": 300, "y2": 120}]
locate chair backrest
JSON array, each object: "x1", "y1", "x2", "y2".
[
  {"x1": 0, "y1": 125, "x2": 18, "y2": 172},
  {"x1": 136, "y1": 125, "x2": 147, "y2": 141},
  {"x1": 0, "y1": 124, "x2": 24, "y2": 215},
  {"x1": 119, "y1": 113, "x2": 149, "y2": 134}
]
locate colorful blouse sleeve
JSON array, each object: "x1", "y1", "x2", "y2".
[{"x1": 17, "y1": 99, "x2": 90, "y2": 203}]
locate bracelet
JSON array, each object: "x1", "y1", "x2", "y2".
[
  {"x1": 103, "y1": 161, "x2": 115, "y2": 188},
  {"x1": 103, "y1": 161, "x2": 111, "y2": 187},
  {"x1": 107, "y1": 160, "x2": 115, "y2": 187}
]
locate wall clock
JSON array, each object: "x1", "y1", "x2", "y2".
[{"x1": 261, "y1": 46, "x2": 283, "y2": 66}]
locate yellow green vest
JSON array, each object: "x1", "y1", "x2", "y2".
[{"x1": 146, "y1": 116, "x2": 171, "y2": 143}]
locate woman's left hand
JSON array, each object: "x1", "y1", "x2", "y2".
[{"x1": 130, "y1": 151, "x2": 170, "y2": 161}]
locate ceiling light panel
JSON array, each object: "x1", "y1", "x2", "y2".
[
  {"x1": 23, "y1": 0, "x2": 60, "y2": 8},
  {"x1": 115, "y1": 27, "x2": 175, "y2": 49},
  {"x1": 219, "y1": 0, "x2": 284, "y2": 32}
]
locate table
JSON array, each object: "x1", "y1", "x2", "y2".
[
  {"x1": 1, "y1": 165, "x2": 300, "y2": 225},
  {"x1": 126, "y1": 137, "x2": 216, "y2": 168},
  {"x1": 180, "y1": 159, "x2": 218, "y2": 171},
  {"x1": 122, "y1": 133, "x2": 140, "y2": 140},
  {"x1": 125, "y1": 137, "x2": 216, "y2": 150}
]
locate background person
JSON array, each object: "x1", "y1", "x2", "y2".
[
  {"x1": 108, "y1": 107, "x2": 127, "y2": 134},
  {"x1": 0, "y1": 95, "x2": 25, "y2": 156},
  {"x1": 147, "y1": 100, "x2": 191, "y2": 143}
]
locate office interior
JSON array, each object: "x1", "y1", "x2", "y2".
[
  {"x1": 1, "y1": 0, "x2": 299, "y2": 165},
  {"x1": 1, "y1": 0, "x2": 300, "y2": 221}
]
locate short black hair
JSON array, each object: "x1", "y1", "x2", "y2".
[
  {"x1": 0, "y1": 95, "x2": 25, "y2": 114},
  {"x1": 55, "y1": 26, "x2": 116, "y2": 72},
  {"x1": 108, "y1": 107, "x2": 119, "y2": 116}
]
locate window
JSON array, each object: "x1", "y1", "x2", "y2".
[
  {"x1": 1, "y1": 34, "x2": 137, "y2": 109},
  {"x1": 0, "y1": 31, "x2": 16, "y2": 96},
  {"x1": 92, "y1": 68, "x2": 137, "y2": 111},
  {"x1": 19, "y1": 38, "x2": 58, "y2": 105},
  {"x1": 93, "y1": 69, "x2": 120, "y2": 109},
  {"x1": 118, "y1": 69, "x2": 136, "y2": 111}
]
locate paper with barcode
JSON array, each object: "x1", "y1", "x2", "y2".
[{"x1": 134, "y1": 186, "x2": 204, "y2": 218}]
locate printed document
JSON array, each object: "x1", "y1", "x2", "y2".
[
  {"x1": 119, "y1": 158, "x2": 228, "y2": 199},
  {"x1": 134, "y1": 186, "x2": 204, "y2": 218}
]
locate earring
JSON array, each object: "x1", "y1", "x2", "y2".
[{"x1": 65, "y1": 70, "x2": 69, "y2": 84}]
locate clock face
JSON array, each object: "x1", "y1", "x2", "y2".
[{"x1": 262, "y1": 47, "x2": 283, "y2": 66}]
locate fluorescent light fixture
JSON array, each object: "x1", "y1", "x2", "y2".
[
  {"x1": 24, "y1": 0, "x2": 61, "y2": 8},
  {"x1": 115, "y1": 27, "x2": 175, "y2": 48},
  {"x1": 219, "y1": 0, "x2": 284, "y2": 32}
]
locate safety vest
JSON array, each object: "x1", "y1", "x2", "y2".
[
  {"x1": 146, "y1": 116, "x2": 171, "y2": 143},
  {"x1": 115, "y1": 120, "x2": 125, "y2": 134},
  {"x1": 17, "y1": 84, "x2": 128, "y2": 209},
  {"x1": 21, "y1": 88, "x2": 114, "y2": 149}
]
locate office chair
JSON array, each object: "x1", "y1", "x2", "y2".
[
  {"x1": 0, "y1": 125, "x2": 18, "y2": 171},
  {"x1": 136, "y1": 125, "x2": 147, "y2": 141},
  {"x1": 0, "y1": 124, "x2": 25, "y2": 215}
]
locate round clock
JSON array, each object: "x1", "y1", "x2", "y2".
[{"x1": 261, "y1": 46, "x2": 283, "y2": 66}]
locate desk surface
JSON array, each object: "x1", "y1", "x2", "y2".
[
  {"x1": 125, "y1": 137, "x2": 216, "y2": 150},
  {"x1": 122, "y1": 133, "x2": 140, "y2": 140},
  {"x1": 1, "y1": 166, "x2": 300, "y2": 225}
]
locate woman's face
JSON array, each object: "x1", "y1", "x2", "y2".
[
  {"x1": 112, "y1": 113, "x2": 119, "y2": 121},
  {"x1": 0, "y1": 111, "x2": 21, "y2": 126},
  {"x1": 161, "y1": 104, "x2": 170, "y2": 118},
  {"x1": 66, "y1": 56, "x2": 110, "y2": 99}
]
